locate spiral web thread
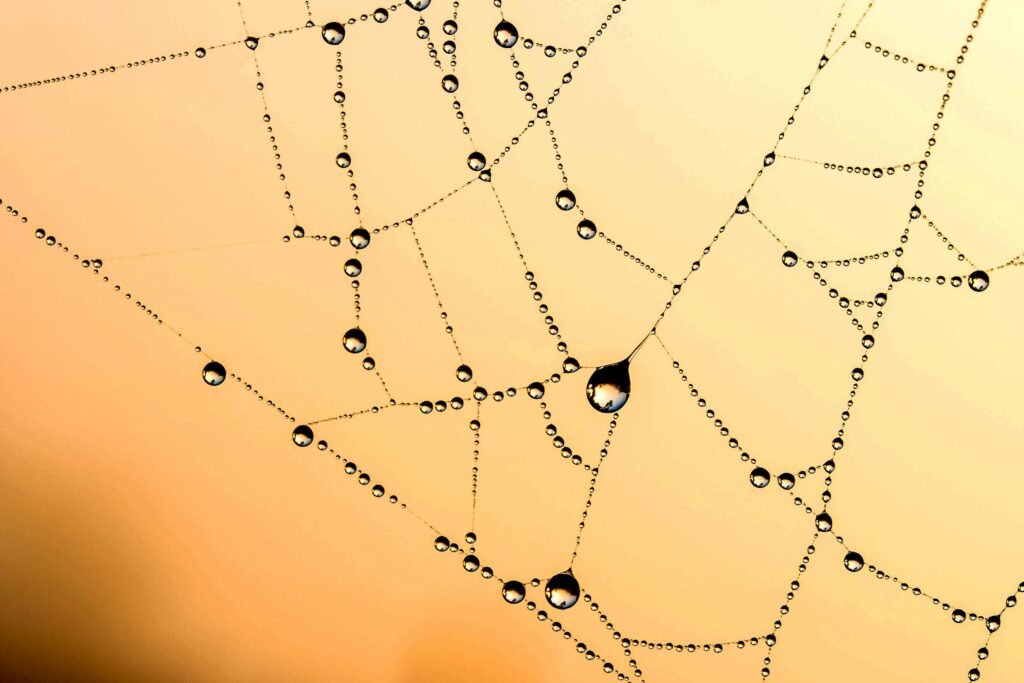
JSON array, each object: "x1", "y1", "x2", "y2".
[{"x1": 3, "y1": 0, "x2": 1023, "y2": 680}]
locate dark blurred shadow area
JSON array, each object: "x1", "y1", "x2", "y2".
[{"x1": 0, "y1": 450, "x2": 193, "y2": 683}]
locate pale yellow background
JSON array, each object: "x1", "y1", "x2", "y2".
[{"x1": 1, "y1": 0, "x2": 1023, "y2": 681}]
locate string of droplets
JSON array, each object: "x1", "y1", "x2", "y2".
[{"x1": 4, "y1": 0, "x2": 1022, "y2": 680}]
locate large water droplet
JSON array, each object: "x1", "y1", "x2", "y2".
[
  {"x1": 545, "y1": 570, "x2": 580, "y2": 610},
  {"x1": 406, "y1": 0, "x2": 431, "y2": 9},
  {"x1": 322, "y1": 22, "x2": 346, "y2": 45},
  {"x1": 586, "y1": 360, "x2": 630, "y2": 413},
  {"x1": 202, "y1": 361, "x2": 226, "y2": 386},
  {"x1": 494, "y1": 21, "x2": 519, "y2": 48}
]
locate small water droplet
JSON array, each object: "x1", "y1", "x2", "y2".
[
  {"x1": 577, "y1": 219, "x2": 596, "y2": 239},
  {"x1": 502, "y1": 580, "x2": 526, "y2": 604},
  {"x1": 555, "y1": 189, "x2": 576, "y2": 211},
  {"x1": 202, "y1": 361, "x2": 226, "y2": 386},
  {"x1": 750, "y1": 467, "x2": 770, "y2": 488},
  {"x1": 343, "y1": 328, "x2": 367, "y2": 353},
  {"x1": 292, "y1": 425, "x2": 314, "y2": 447},
  {"x1": 968, "y1": 270, "x2": 989, "y2": 292},
  {"x1": 494, "y1": 20, "x2": 519, "y2": 48},
  {"x1": 782, "y1": 251, "x2": 798, "y2": 267},
  {"x1": 322, "y1": 22, "x2": 346, "y2": 45},
  {"x1": 843, "y1": 551, "x2": 864, "y2": 572}
]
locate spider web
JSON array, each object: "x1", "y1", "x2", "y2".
[{"x1": 1, "y1": 0, "x2": 1023, "y2": 681}]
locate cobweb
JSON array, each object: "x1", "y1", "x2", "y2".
[{"x1": 2, "y1": 0, "x2": 1023, "y2": 680}]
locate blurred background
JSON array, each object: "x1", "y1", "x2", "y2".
[{"x1": 1, "y1": 0, "x2": 1023, "y2": 680}]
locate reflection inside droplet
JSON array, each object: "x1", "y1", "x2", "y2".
[{"x1": 586, "y1": 360, "x2": 630, "y2": 413}]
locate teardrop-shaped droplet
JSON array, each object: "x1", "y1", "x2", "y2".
[
  {"x1": 586, "y1": 359, "x2": 630, "y2": 413},
  {"x1": 494, "y1": 20, "x2": 519, "y2": 48},
  {"x1": 245, "y1": 36, "x2": 259, "y2": 50},
  {"x1": 545, "y1": 570, "x2": 580, "y2": 610},
  {"x1": 406, "y1": 0, "x2": 431, "y2": 10},
  {"x1": 735, "y1": 197, "x2": 749, "y2": 214},
  {"x1": 322, "y1": 22, "x2": 346, "y2": 45},
  {"x1": 763, "y1": 152, "x2": 776, "y2": 167},
  {"x1": 202, "y1": 361, "x2": 226, "y2": 386}
]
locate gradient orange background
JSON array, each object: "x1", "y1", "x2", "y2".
[{"x1": 2, "y1": 0, "x2": 1023, "y2": 681}]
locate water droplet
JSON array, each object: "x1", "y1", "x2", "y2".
[
  {"x1": 968, "y1": 270, "x2": 989, "y2": 292},
  {"x1": 293, "y1": 225, "x2": 305, "y2": 238},
  {"x1": 815, "y1": 512, "x2": 832, "y2": 532},
  {"x1": 343, "y1": 328, "x2": 367, "y2": 353},
  {"x1": 735, "y1": 197, "x2": 749, "y2": 214},
  {"x1": 419, "y1": 401, "x2": 433, "y2": 414},
  {"x1": 527, "y1": 382, "x2": 545, "y2": 399},
  {"x1": 494, "y1": 21, "x2": 519, "y2": 48},
  {"x1": 456, "y1": 364, "x2": 473, "y2": 382},
  {"x1": 763, "y1": 152, "x2": 775, "y2": 167},
  {"x1": 750, "y1": 467, "x2": 770, "y2": 488},
  {"x1": 334, "y1": 90, "x2": 346, "y2": 104},
  {"x1": 909, "y1": 205, "x2": 921, "y2": 219},
  {"x1": 292, "y1": 425, "x2": 314, "y2": 447},
  {"x1": 467, "y1": 152, "x2": 486, "y2": 171},
  {"x1": 195, "y1": 47, "x2": 207, "y2": 59},
  {"x1": 952, "y1": 609, "x2": 966, "y2": 623},
  {"x1": 350, "y1": 228, "x2": 371, "y2": 249},
  {"x1": 406, "y1": 0, "x2": 431, "y2": 10},
  {"x1": 843, "y1": 551, "x2": 864, "y2": 572},
  {"x1": 502, "y1": 580, "x2": 526, "y2": 604},
  {"x1": 434, "y1": 535, "x2": 450, "y2": 551},
  {"x1": 545, "y1": 570, "x2": 580, "y2": 610},
  {"x1": 202, "y1": 361, "x2": 226, "y2": 386},
  {"x1": 373, "y1": 7, "x2": 389, "y2": 22},
  {"x1": 555, "y1": 189, "x2": 576, "y2": 211},
  {"x1": 362, "y1": 357, "x2": 376, "y2": 370},
  {"x1": 968, "y1": 668, "x2": 980, "y2": 681},
  {"x1": 463, "y1": 555, "x2": 480, "y2": 572},
  {"x1": 985, "y1": 615, "x2": 1000, "y2": 633},
  {"x1": 777, "y1": 473, "x2": 795, "y2": 490},
  {"x1": 782, "y1": 251, "x2": 798, "y2": 267},
  {"x1": 577, "y1": 219, "x2": 596, "y2": 239},
  {"x1": 586, "y1": 359, "x2": 630, "y2": 413},
  {"x1": 245, "y1": 36, "x2": 259, "y2": 50},
  {"x1": 322, "y1": 22, "x2": 346, "y2": 45},
  {"x1": 562, "y1": 357, "x2": 580, "y2": 373},
  {"x1": 861, "y1": 335, "x2": 874, "y2": 349},
  {"x1": 336, "y1": 152, "x2": 352, "y2": 168},
  {"x1": 344, "y1": 258, "x2": 362, "y2": 277},
  {"x1": 441, "y1": 74, "x2": 459, "y2": 93}
]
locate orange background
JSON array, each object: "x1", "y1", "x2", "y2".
[{"x1": 1, "y1": 0, "x2": 1023, "y2": 681}]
